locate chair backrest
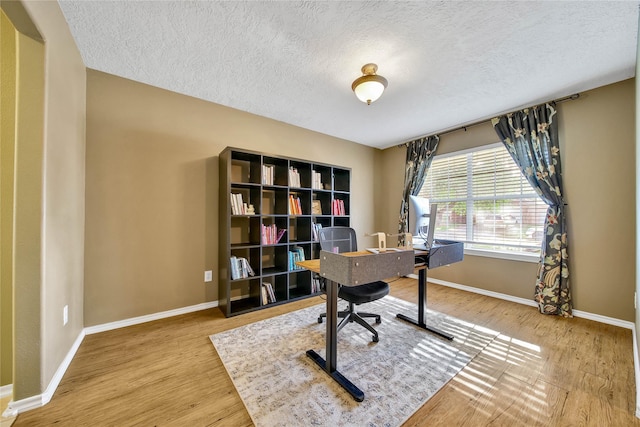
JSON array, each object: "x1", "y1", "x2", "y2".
[{"x1": 318, "y1": 227, "x2": 357, "y2": 254}]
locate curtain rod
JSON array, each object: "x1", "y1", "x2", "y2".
[{"x1": 398, "y1": 93, "x2": 581, "y2": 148}]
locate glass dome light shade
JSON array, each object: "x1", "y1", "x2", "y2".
[{"x1": 351, "y1": 63, "x2": 388, "y2": 105}]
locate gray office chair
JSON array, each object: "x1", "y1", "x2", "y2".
[{"x1": 317, "y1": 226, "x2": 390, "y2": 342}]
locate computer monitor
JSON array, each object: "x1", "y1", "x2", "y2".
[{"x1": 408, "y1": 195, "x2": 437, "y2": 249}]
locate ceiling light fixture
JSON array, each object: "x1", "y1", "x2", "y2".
[{"x1": 351, "y1": 63, "x2": 388, "y2": 105}]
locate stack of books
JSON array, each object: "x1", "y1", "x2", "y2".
[
  {"x1": 230, "y1": 256, "x2": 255, "y2": 280},
  {"x1": 311, "y1": 275, "x2": 323, "y2": 293},
  {"x1": 311, "y1": 223, "x2": 323, "y2": 241},
  {"x1": 230, "y1": 193, "x2": 248, "y2": 215},
  {"x1": 261, "y1": 224, "x2": 286, "y2": 244},
  {"x1": 262, "y1": 164, "x2": 275, "y2": 185},
  {"x1": 331, "y1": 199, "x2": 346, "y2": 216},
  {"x1": 312, "y1": 171, "x2": 323, "y2": 190},
  {"x1": 288, "y1": 246, "x2": 305, "y2": 270},
  {"x1": 288, "y1": 167, "x2": 301, "y2": 187},
  {"x1": 289, "y1": 195, "x2": 302, "y2": 215},
  {"x1": 261, "y1": 282, "x2": 276, "y2": 304}
]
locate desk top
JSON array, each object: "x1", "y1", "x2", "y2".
[{"x1": 296, "y1": 249, "x2": 429, "y2": 274}]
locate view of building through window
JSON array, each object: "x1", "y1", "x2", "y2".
[{"x1": 419, "y1": 143, "x2": 547, "y2": 254}]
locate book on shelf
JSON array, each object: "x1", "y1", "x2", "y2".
[
  {"x1": 262, "y1": 164, "x2": 275, "y2": 185},
  {"x1": 288, "y1": 167, "x2": 301, "y2": 187},
  {"x1": 261, "y1": 282, "x2": 277, "y2": 304},
  {"x1": 288, "y1": 246, "x2": 305, "y2": 270},
  {"x1": 230, "y1": 193, "x2": 252, "y2": 215},
  {"x1": 311, "y1": 274, "x2": 323, "y2": 293},
  {"x1": 288, "y1": 195, "x2": 302, "y2": 215},
  {"x1": 312, "y1": 171, "x2": 323, "y2": 190},
  {"x1": 261, "y1": 223, "x2": 286, "y2": 244},
  {"x1": 230, "y1": 193, "x2": 242, "y2": 215},
  {"x1": 311, "y1": 200, "x2": 322, "y2": 215},
  {"x1": 331, "y1": 199, "x2": 345, "y2": 216},
  {"x1": 229, "y1": 256, "x2": 255, "y2": 280},
  {"x1": 311, "y1": 222, "x2": 323, "y2": 241}
]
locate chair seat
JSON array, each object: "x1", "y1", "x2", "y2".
[{"x1": 338, "y1": 281, "x2": 389, "y2": 304}]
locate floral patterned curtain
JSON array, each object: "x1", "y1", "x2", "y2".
[
  {"x1": 492, "y1": 103, "x2": 571, "y2": 317},
  {"x1": 398, "y1": 136, "x2": 439, "y2": 244}
]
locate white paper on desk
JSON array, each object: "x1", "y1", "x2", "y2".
[{"x1": 365, "y1": 247, "x2": 402, "y2": 254}]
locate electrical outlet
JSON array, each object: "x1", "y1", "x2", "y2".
[
  {"x1": 204, "y1": 270, "x2": 213, "y2": 282},
  {"x1": 63, "y1": 305, "x2": 69, "y2": 326}
]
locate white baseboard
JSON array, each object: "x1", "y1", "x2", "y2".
[
  {"x1": 423, "y1": 276, "x2": 635, "y2": 330},
  {"x1": 0, "y1": 384, "x2": 12, "y2": 399},
  {"x1": 84, "y1": 301, "x2": 218, "y2": 335},
  {"x1": 5, "y1": 300, "x2": 219, "y2": 416},
  {"x1": 633, "y1": 326, "x2": 640, "y2": 418},
  {"x1": 3, "y1": 328, "x2": 85, "y2": 417}
]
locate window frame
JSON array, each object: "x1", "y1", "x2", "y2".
[{"x1": 419, "y1": 142, "x2": 545, "y2": 263}]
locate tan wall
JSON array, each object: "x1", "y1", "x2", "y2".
[
  {"x1": 11, "y1": 25, "x2": 45, "y2": 400},
  {"x1": 379, "y1": 79, "x2": 636, "y2": 321},
  {"x1": 84, "y1": 70, "x2": 378, "y2": 326},
  {"x1": 3, "y1": 0, "x2": 86, "y2": 400},
  {"x1": 1, "y1": 9, "x2": 17, "y2": 388},
  {"x1": 635, "y1": 11, "x2": 640, "y2": 389}
]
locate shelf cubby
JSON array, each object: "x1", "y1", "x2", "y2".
[
  {"x1": 334, "y1": 168, "x2": 350, "y2": 192},
  {"x1": 289, "y1": 217, "x2": 312, "y2": 243},
  {"x1": 261, "y1": 188, "x2": 288, "y2": 215},
  {"x1": 289, "y1": 270, "x2": 312, "y2": 299},
  {"x1": 312, "y1": 165, "x2": 332, "y2": 190},
  {"x1": 230, "y1": 216, "x2": 261, "y2": 246},
  {"x1": 228, "y1": 278, "x2": 261, "y2": 315},
  {"x1": 230, "y1": 151, "x2": 261, "y2": 184}
]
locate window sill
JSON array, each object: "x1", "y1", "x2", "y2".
[{"x1": 464, "y1": 248, "x2": 540, "y2": 263}]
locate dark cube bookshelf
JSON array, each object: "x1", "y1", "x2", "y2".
[{"x1": 218, "y1": 147, "x2": 351, "y2": 317}]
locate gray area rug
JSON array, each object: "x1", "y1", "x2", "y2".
[{"x1": 209, "y1": 296, "x2": 499, "y2": 426}]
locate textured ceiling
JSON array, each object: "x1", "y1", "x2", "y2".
[{"x1": 58, "y1": 1, "x2": 639, "y2": 149}]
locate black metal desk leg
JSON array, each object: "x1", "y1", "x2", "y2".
[
  {"x1": 325, "y1": 278, "x2": 338, "y2": 371},
  {"x1": 306, "y1": 279, "x2": 365, "y2": 402},
  {"x1": 396, "y1": 268, "x2": 454, "y2": 341}
]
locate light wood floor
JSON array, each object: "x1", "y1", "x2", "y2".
[{"x1": 13, "y1": 279, "x2": 640, "y2": 426}]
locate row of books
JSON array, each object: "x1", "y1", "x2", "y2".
[
  {"x1": 261, "y1": 224, "x2": 286, "y2": 245},
  {"x1": 312, "y1": 171, "x2": 324, "y2": 190},
  {"x1": 262, "y1": 164, "x2": 275, "y2": 185},
  {"x1": 230, "y1": 193, "x2": 250, "y2": 215},
  {"x1": 289, "y1": 167, "x2": 301, "y2": 188},
  {"x1": 311, "y1": 275, "x2": 323, "y2": 293},
  {"x1": 311, "y1": 222, "x2": 323, "y2": 242},
  {"x1": 230, "y1": 256, "x2": 255, "y2": 280},
  {"x1": 289, "y1": 195, "x2": 303, "y2": 215},
  {"x1": 262, "y1": 166, "x2": 326, "y2": 190},
  {"x1": 289, "y1": 246, "x2": 306, "y2": 270},
  {"x1": 261, "y1": 282, "x2": 277, "y2": 305},
  {"x1": 331, "y1": 199, "x2": 346, "y2": 216}
]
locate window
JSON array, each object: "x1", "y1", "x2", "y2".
[{"x1": 419, "y1": 143, "x2": 547, "y2": 256}]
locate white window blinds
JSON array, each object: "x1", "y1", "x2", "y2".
[{"x1": 419, "y1": 143, "x2": 547, "y2": 254}]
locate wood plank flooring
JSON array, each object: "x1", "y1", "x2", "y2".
[{"x1": 13, "y1": 278, "x2": 640, "y2": 426}]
